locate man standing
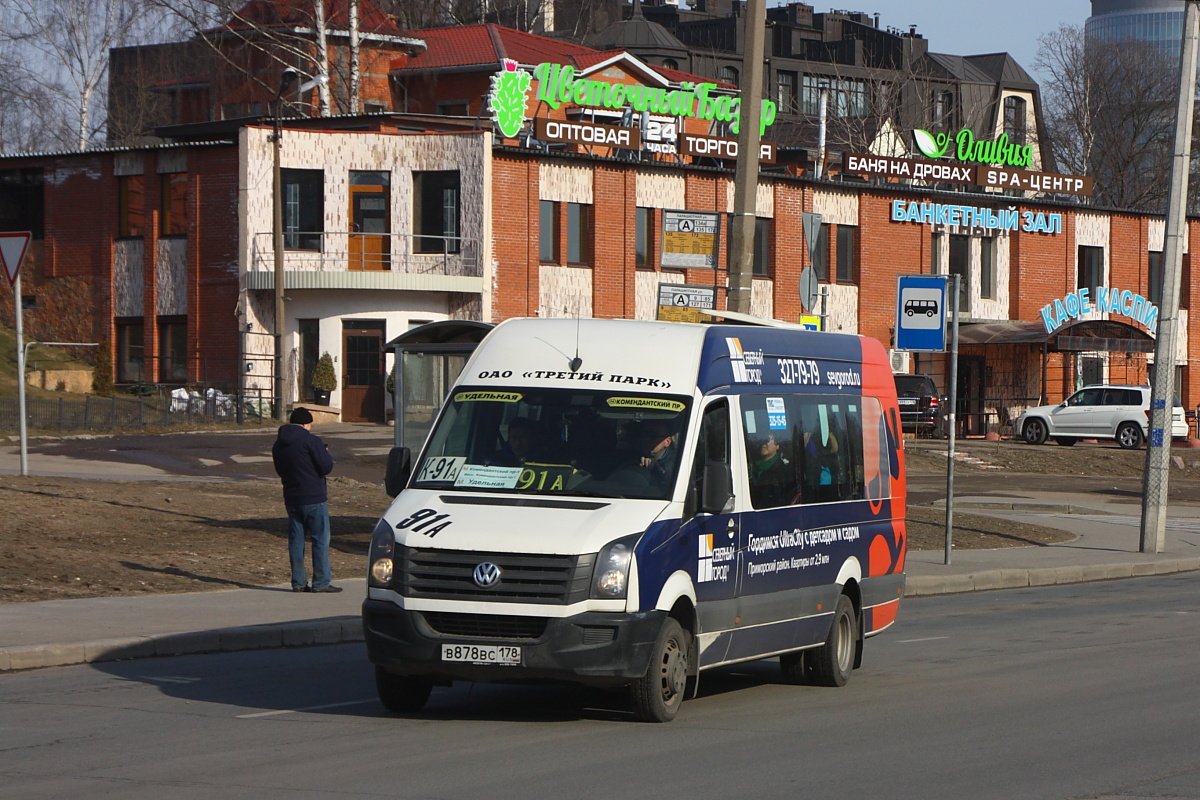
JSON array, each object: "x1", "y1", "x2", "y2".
[{"x1": 272, "y1": 407, "x2": 341, "y2": 593}]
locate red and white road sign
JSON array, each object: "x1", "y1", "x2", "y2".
[{"x1": 0, "y1": 231, "x2": 31, "y2": 286}]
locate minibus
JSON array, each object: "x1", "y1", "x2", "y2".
[{"x1": 363, "y1": 317, "x2": 906, "y2": 722}]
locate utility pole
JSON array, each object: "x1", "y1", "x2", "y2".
[
  {"x1": 1141, "y1": 0, "x2": 1199, "y2": 552},
  {"x1": 727, "y1": 0, "x2": 766, "y2": 314}
]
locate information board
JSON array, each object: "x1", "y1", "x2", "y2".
[{"x1": 661, "y1": 210, "x2": 720, "y2": 270}]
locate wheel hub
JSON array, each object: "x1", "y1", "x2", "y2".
[{"x1": 663, "y1": 644, "x2": 686, "y2": 699}]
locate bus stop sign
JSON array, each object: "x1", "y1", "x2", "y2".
[{"x1": 895, "y1": 274, "x2": 948, "y2": 352}]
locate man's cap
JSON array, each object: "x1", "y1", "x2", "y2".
[{"x1": 289, "y1": 407, "x2": 314, "y2": 425}]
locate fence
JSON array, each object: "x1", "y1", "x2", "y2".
[{"x1": 0, "y1": 387, "x2": 272, "y2": 433}]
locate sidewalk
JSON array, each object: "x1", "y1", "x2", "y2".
[{"x1": 3, "y1": 489, "x2": 1198, "y2": 673}]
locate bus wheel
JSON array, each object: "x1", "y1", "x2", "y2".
[
  {"x1": 810, "y1": 595, "x2": 857, "y2": 688},
  {"x1": 631, "y1": 618, "x2": 689, "y2": 722},
  {"x1": 375, "y1": 667, "x2": 432, "y2": 713},
  {"x1": 779, "y1": 650, "x2": 810, "y2": 685}
]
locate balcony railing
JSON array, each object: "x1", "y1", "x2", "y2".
[{"x1": 250, "y1": 231, "x2": 481, "y2": 277}]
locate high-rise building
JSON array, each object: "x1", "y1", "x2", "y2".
[{"x1": 1086, "y1": 0, "x2": 1185, "y2": 56}]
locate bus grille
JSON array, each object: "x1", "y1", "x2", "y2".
[
  {"x1": 398, "y1": 546, "x2": 594, "y2": 605},
  {"x1": 421, "y1": 612, "x2": 548, "y2": 639}
]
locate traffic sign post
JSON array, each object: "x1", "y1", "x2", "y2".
[
  {"x1": 893, "y1": 273, "x2": 959, "y2": 565},
  {"x1": 1, "y1": 232, "x2": 33, "y2": 476}
]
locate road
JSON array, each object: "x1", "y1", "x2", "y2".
[{"x1": 2, "y1": 576, "x2": 1199, "y2": 800}]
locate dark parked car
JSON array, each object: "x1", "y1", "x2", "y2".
[{"x1": 894, "y1": 373, "x2": 945, "y2": 438}]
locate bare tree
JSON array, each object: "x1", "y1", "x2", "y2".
[
  {"x1": 1036, "y1": 24, "x2": 1177, "y2": 211},
  {"x1": 0, "y1": 0, "x2": 157, "y2": 150},
  {"x1": 150, "y1": 0, "x2": 339, "y2": 115}
]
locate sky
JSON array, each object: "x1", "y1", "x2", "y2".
[{"x1": 773, "y1": 0, "x2": 1094, "y2": 78}]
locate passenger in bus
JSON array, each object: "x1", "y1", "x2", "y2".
[
  {"x1": 607, "y1": 420, "x2": 677, "y2": 494},
  {"x1": 749, "y1": 433, "x2": 794, "y2": 508}
]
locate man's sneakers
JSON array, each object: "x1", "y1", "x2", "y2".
[
  {"x1": 311, "y1": 585, "x2": 343, "y2": 593},
  {"x1": 292, "y1": 585, "x2": 311, "y2": 593}
]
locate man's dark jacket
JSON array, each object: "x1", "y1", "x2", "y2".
[{"x1": 272, "y1": 424, "x2": 334, "y2": 506}]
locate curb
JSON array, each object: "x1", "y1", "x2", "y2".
[
  {"x1": 0, "y1": 616, "x2": 364, "y2": 673},
  {"x1": 906, "y1": 558, "x2": 1200, "y2": 597},
  {"x1": 5, "y1": 561, "x2": 1200, "y2": 672}
]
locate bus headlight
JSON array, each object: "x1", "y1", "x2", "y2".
[
  {"x1": 368, "y1": 518, "x2": 396, "y2": 587},
  {"x1": 591, "y1": 534, "x2": 639, "y2": 599}
]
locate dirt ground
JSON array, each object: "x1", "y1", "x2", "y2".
[{"x1": 4, "y1": 432, "x2": 1193, "y2": 604}]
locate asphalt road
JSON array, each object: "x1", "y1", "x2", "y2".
[{"x1": 2, "y1": 575, "x2": 1198, "y2": 800}]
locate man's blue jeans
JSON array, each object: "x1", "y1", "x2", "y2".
[{"x1": 286, "y1": 502, "x2": 331, "y2": 590}]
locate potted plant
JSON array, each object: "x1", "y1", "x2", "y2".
[{"x1": 310, "y1": 351, "x2": 337, "y2": 405}]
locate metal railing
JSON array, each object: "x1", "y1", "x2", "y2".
[
  {"x1": 0, "y1": 387, "x2": 271, "y2": 433},
  {"x1": 250, "y1": 231, "x2": 482, "y2": 276}
]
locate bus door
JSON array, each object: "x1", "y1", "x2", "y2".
[{"x1": 676, "y1": 398, "x2": 739, "y2": 668}]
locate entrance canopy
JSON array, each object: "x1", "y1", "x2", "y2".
[{"x1": 958, "y1": 319, "x2": 1154, "y2": 353}]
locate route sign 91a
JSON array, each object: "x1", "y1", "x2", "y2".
[{"x1": 895, "y1": 274, "x2": 948, "y2": 352}]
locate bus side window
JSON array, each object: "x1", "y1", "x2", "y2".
[{"x1": 686, "y1": 400, "x2": 730, "y2": 516}]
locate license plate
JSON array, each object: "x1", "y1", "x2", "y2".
[
  {"x1": 441, "y1": 643, "x2": 521, "y2": 665},
  {"x1": 898, "y1": 398, "x2": 916, "y2": 407}
]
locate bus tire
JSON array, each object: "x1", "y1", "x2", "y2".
[
  {"x1": 375, "y1": 666, "x2": 432, "y2": 713},
  {"x1": 630, "y1": 618, "x2": 689, "y2": 722},
  {"x1": 810, "y1": 594, "x2": 857, "y2": 688}
]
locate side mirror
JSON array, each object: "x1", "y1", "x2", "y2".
[
  {"x1": 699, "y1": 462, "x2": 733, "y2": 514},
  {"x1": 385, "y1": 446, "x2": 412, "y2": 497}
]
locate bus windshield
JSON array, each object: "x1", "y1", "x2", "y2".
[{"x1": 411, "y1": 386, "x2": 692, "y2": 500}]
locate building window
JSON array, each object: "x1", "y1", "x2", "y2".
[
  {"x1": 0, "y1": 168, "x2": 44, "y2": 239},
  {"x1": 567, "y1": 202, "x2": 592, "y2": 264},
  {"x1": 364, "y1": 101, "x2": 387, "y2": 114},
  {"x1": 753, "y1": 218, "x2": 771, "y2": 276},
  {"x1": 281, "y1": 168, "x2": 323, "y2": 251},
  {"x1": 949, "y1": 234, "x2": 970, "y2": 311},
  {"x1": 118, "y1": 175, "x2": 145, "y2": 238},
  {"x1": 436, "y1": 100, "x2": 469, "y2": 116},
  {"x1": 116, "y1": 318, "x2": 144, "y2": 383},
  {"x1": 933, "y1": 90, "x2": 956, "y2": 131},
  {"x1": 414, "y1": 170, "x2": 460, "y2": 254},
  {"x1": 636, "y1": 207, "x2": 654, "y2": 269},
  {"x1": 836, "y1": 225, "x2": 857, "y2": 283},
  {"x1": 730, "y1": 217, "x2": 772, "y2": 276},
  {"x1": 1148, "y1": 251, "x2": 1163, "y2": 306},
  {"x1": 981, "y1": 237, "x2": 996, "y2": 299},
  {"x1": 539, "y1": 200, "x2": 559, "y2": 263},
  {"x1": 1078, "y1": 245, "x2": 1104, "y2": 294},
  {"x1": 160, "y1": 173, "x2": 188, "y2": 236},
  {"x1": 158, "y1": 316, "x2": 187, "y2": 383},
  {"x1": 811, "y1": 222, "x2": 830, "y2": 281},
  {"x1": 720, "y1": 65, "x2": 739, "y2": 87},
  {"x1": 802, "y1": 75, "x2": 867, "y2": 117},
  {"x1": 777, "y1": 71, "x2": 798, "y2": 114},
  {"x1": 662, "y1": 58, "x2": 679, "y2": 71},
  {"x1": 1003, "y1": 96, "x2": 1027, "y2": 145}
]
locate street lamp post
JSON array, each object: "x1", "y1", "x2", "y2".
[{"x1": 270, "y1": 69, "x2": 327, "y2": 423}]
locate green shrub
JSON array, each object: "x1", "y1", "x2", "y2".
[
  {"x1": 93, "y1": 338, "x2": 114, "y2": 395},
  {"x1": 311, "y1": 351, "x2": 337, "y2": 391}
]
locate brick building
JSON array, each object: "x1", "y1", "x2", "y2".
[{"x1": 0, "y1": 18, "x2": 1189, "y2": 433}]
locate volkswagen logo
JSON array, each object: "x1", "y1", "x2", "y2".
[{"x1": 472, "y1": 562, "x2": 501, "y2": 588}]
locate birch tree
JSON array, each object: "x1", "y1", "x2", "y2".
[{"x1": 1, "y1": 0, "x2": 156, "y2": 150}]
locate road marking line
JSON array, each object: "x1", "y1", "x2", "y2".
[
  {"x1": 237, "y1": 698, "x2": 377, "y2": 718},
  {"x1": 895, "y1": 636, "x2": 949, "y2": 644}
]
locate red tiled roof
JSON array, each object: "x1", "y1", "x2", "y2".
[
  {"x1": 220, "y1": 0, "x2": 405, "y2": 37},
  {"x1": 392, "y1": 23, "x2": 595, "y2": 72},
  {"x1": 392, "y1": 24, "x2": 716, "y2": 87}
]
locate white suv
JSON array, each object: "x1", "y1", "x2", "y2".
[{"x1": 1017, "y1": 385, "x2": 1189, "y2": 449}]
